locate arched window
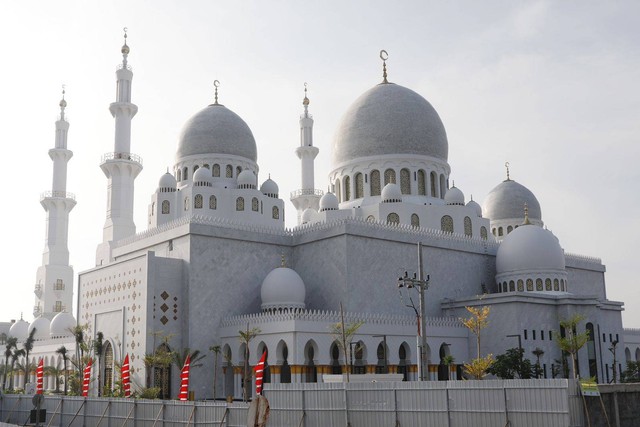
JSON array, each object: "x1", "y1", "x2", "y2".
[
  {"x1": 492, "y1": 228, "x2": 496, "y2": 236},
  {"x1": 272, "y1": 206, "x2": 280, "y2": 219},
  {"x1": 517, "y1": 279, "x2": 524, "y2": 291},
  {"x1": 184, "y1": 197, "x2": 189, "y2": 211},
  {"x1": 526, "y1": 279, "x2": 533, "y2": 291},
  {"x1": 441, "y1": 215, "x2": 453, "y2": 233},
  {"x1": 481, "y1": 226, "x2": 488, "y2": 240},
  {"x1": 344, "y1": 176, "x2": 351, "y2": 201},
  {"x1": 536, "y1": 278, "x2": 543, "y2": 291},
  {"x1": 417, "y1": 170, "x2": 426, "y2": 195},
  {"x1": 209, "y1": 195, "x2": 217, "y2": 210},
  {"x1": 430, "y1": 171, "x2": 437, "y2": 197},
  {"x1": 162, "y1": 200, "x2": 170, "y2": 214},
  {"x1": 507, "y1": 225, "x2": 513, "y2": 234},
  {"x1": 236, "y1": 166, "x2": 242, "y2": 176},
  {"x1": 464, "y1": 216, "x2": 472, "y2": 236},
  {"x1": 177, "y1": 169, "x2": 182, "y2": 182},
  {"x1": 370, "y1": 170, "x2": 381, "y2": 196},
  {"x1": 384, "y1": 169, "x2": 396, "y2": 185},
  {"x1": 335, "y1": 179, "x2": 341, "y2": 202},
  {"x1": 213, "y1": 164, "x2": 220, "y2": 177},
  {"x1": 498, "y1": 227, "x2": 504, "y2": 236},
  {"x1": 545, "y1": 278, "x2": 552, "y2": 291},
  {"x1": 387, "y1": 213, "x2": 400, "y2": 224},
  {"x1": 554, "y1": 279, "x2": 559, "y2": 291},
  {"x1": 439, "y1": 174, "x2": 446, "y2": 199},
  {"x1": 561, "y1": 279, "x2": 566, "y2": 291},
  {"x1": 236, "y1": 197, "x2": 244, "y2": 211},
  {"x1": 183, "y1": 167, "x2": 188, "y2": 181},
  {"x1": 252, "y1": 197, "x2": 259, "y2": 212},
  {"x1": 226, "y1": 164, "x2": 233, "y2": 178},
  {"x1": 400, "y1": 168, "x2": 411, "y2": 194},
  {"x1": 355, "y1": 173, "x2": 364, "y2": 199},
  {"x1": 509, "y1": 281, "x2": 515, "y2": 292},
  {"x1": 193, "y1": 165, "x2": 199, "y2": 174},
  {"x1": 411, "y1": 214, "x2": 420, "y2": 228},
  {"x1": 194, "y1": 194, "x2": 203, "y2": 209}
]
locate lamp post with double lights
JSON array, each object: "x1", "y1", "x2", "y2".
[{"x1": 397, "y1": 242, "x2": 430, "y2": 381}]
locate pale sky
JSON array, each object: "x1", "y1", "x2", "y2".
[{"x1": 1, "y1": 1, "x2": 639, "y2": 327}]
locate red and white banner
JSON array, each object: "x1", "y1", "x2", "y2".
[
  {"x1": 178, "y1": 354, "x2": 191, "y2": 401},
  {"x1": 82, "y1": 358, "x2": 92, "y2": 397},
  {"x1": 254, "y1": 350, "x2": 267, "y2": 396},
  {"x1": 36, "y1": 358, "x2": 44, "y2": 394},
  {"x1": 121, "y1": 354, "x2": 131, "y2": 397}
]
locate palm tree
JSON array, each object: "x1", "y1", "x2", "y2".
[
  {"x1": 209, "y1": 345, "x2": 221, "y2": 400},
  {"x1": 172, "y1": 348, "x2": 206, "y2": 371},
  {"x1": 44, "y1": 360, "x2": 65, "y2": 393},
  {"x1": 3, "y1": 336, "x2": 18, "y2": 390},
  {"x1": 10, "y1": 348, "x2": 25, "y2": 390},
  {"x1": 94, "y1": 332, "x2": 104, "y2": 396},
  {"x1": 22, "y1": 328, "x2": 37, "y2": 388},
  {"x1": 239, "y1": 325, "x2": 261, "y2": 402},
  {"x1": 56, "y1": 346, "x2": 69, "y2": 395},
  {"x1": 532, "y1": 348, "x2": 545, "y2": 379}
]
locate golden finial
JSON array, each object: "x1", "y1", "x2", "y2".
[
  {"x1": 280, "y1": 253, "x2": 286, "y2": 267},
  {"x1": 213, "y1": 80, "x2": 220, "y2": 105},
  {"x1": 505, "y1": 162, "x2": 510, "y2": 181},
  {"x1": 121, "y1": 27, "x2": 130, "y2": 56},
  {"x1": 380, "y1": 50, "x2": 389, "y2": 83},
  {"x1": 523, "y1": 203, "x2": 531, "y2": 225},
  {"x1": 59, "y1": 84, "x2": 67, "y2": 110}
]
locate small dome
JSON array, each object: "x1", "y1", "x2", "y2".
[
  {"x1": 176, "y1": 104, "x2": 257, "y2": 162},
  {"x1": 483, "y1": 179, "x2": 542, "y2": 222},
  {"x1": 301, "y1": 208, "x2": 317, "y2": 224},
  {"x1": 445, "y1": 186, "x2": 465, "y2": 206},
  {"x1": 9, "y1": 319, "x2": 29, "y2": 341},
  {"x1": 466, "y1": 199, "x2": 482, "y2": 217},
  {"x1": 237, "y1": 169, "x2": 257, "y2": 188},
  {"x1": 260, "y1": 178, "x2": 279, "y2": 197},
  {"x1": 28, "y1": 317, "x2": 51, "y2": 341},
  {"x1": 319, "y1": 192, "x2": 339, "y2": 211},
  {"x1": 496, "y1": 224, "x2": 565, "y2": 274},
  {"x1": 158, "y1": 172, "x2": 177, "y2": 190},
  {"x1": 381, "y1": 183, "x2": 402, "y2": 203},
  {"x1": 192, "y1": 166, "x2": 213, "y2": 185},
  {"x1": 50, "y1": 312, "x2": 76, "y2": 338},
  {"x1": 261, "y1": 266, "x2": 306, "y2": 311},
  {"x1": 332, "y1": 83, "x2": 448, "y2": 167}
]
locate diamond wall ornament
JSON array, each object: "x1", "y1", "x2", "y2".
[{"x1": 160, "y1": 316, "x2": 168, "y2": 325}]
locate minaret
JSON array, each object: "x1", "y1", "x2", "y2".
[
  {"x1": 34, "y1": 88, "x2": 76, "y2": 319},
  {"x1": 96, "y1": 29, "x2": 143, "y2": 266},
  {"x1": 290, "y1": 83, "x2": 322, "y2": 224}
]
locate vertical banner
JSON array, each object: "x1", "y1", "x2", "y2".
[
  {"x1": 36, "y1": 358, "x2": 44, "y2": 394},
  {"x1": 82, "y1": 358, "x2": 93, "y2": 397},
  {"x1": 121, "y1": 354, "x2": 131, "y2": 397},
  {"x1": 254, "y1": 350, "x2": 267, "y2": 396},
  {"x1": 179, "y1": 354, "x2": 191, "y2": 401}
]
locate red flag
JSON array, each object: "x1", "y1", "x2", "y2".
[
  {"x1": 254, "y1": 350, "x2": 267, "y2": 396},
  {"x1": 178, "y1": 354, "x2": 191, "y2": 401},
  {"x1": 121, "y1": 354, "x2": 131, "y2": 397},
  {"x1": 36, "y1": 358, "x2": 44, "y2": 394},
  {"x1": 82, "y1": 358, "x2": 93, "y2": 397}
]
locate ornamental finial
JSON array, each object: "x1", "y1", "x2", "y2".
[
  {"x1": 303, "y1": 82, "x2": 310, "y2": 116},
  {"x1": 523, "y1": 203, "x2": 531, "y2": 225},
  {"x1": 505, "y1": 161, "x2": 510, "y2": 181},
  {"x1": 59, "y1": 84, "x2": 67, "y2": 118},
  {"x1": 280, "y1": 253, "x2": 286, "y2": 268},
  {"x1": 121, "y1": 27, "x2": 130, "y2": 66},
  {"x1": 380, "y1": 50, "x2": 389, "y2": 84},
  {"x1": 213, "y1": 80, "x2": 220, "y2": 105}
]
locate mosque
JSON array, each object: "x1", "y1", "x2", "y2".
[{"x1": 3, "y1": 34, "x2": 640, "y2": 400}]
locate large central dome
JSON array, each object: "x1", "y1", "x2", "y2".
[
  {"x1": 331, "y1": 83, "x2": 448, "y2": 166},
  {"x1": 176, "y1": 104, "x2": 257, "y2": 162}
]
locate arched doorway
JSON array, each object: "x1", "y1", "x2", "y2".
[
  {"x1": 280, "y1": 343, "x2": 291, "y2": 383},
  {"x1": 304, "y1": 341, "x2": 318, "y2": 383},
  {"x1": 330, "y1": 342, "x2": 342, "y2": 374},
  {"x1": 398, "y1": 343, "x2": 409, "y2": 381},
  {"x1": 151, "y1": 343, "x2": 172, "y2": 399}
]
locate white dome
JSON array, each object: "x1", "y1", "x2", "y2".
[
  {"x1": 261, "y1": 266, "x2": 306, "y2": 311},
  {"x1": 50, "y1": 312, "x2": 76, "y2": 338},
  {"x1": 237, "y1": 169, "x2": 257, "y2": 187},
  {"x1": 260, "y1": 178, "x2": 279, "y2": 197},
  {"x1": 445, "y1": 186, "x2": 465, "y2": 206},
  {"x1": 158, "y1": 172, "x2": 177, "y2": 190},
  {"x1": 301, "y1": 208, "x2": 317, "y2": 224},
  {"x1": 496, "y1": 224, "x2": 565, "y2": 274},
  {"x1": 381, "y1": 183, "x2": 402, "y2": 203},
  {"x1": 28, "y1": 317, "x2": 51, "y2": 341},
  {"x1": 466, "y1": 199, "x2": 482, "y2": 217},
  {"x1": 192, "y1": 166, "x2": 213, "y2": 184},
  {"x1": 483, "y1": 179, "x2": 541, "y2": 221},
  {"x1": 9, "y1": 319, "x2": 29, "y2": 341},
  {"x1": 332, "y1": 83, "x2": 448, "y2": 167},
  {"x1": 176, "y1": 104, "x2": 257, "y2": 162},
  {"x1": 319, "y1": 192, "x2": 339, "y2": 211}
]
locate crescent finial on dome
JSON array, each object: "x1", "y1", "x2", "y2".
[
  {"x1": 213, "y1": 80, "x2": 220, "y2": 105},
  {"x1": 505, "y1": 161, "x2": 511, "y2": 181},
  {"x1": 380, "y1": 50, "x2": 389, "y2": 84},
  {"x1": 523, "y1": 203, "x2": 531, "y2": 225}
]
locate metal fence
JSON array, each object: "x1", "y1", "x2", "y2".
[{"x1": 0, "y1": 379, "x2": 583, "y2": 427}]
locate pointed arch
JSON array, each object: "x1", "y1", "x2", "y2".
[{"x1": 370, "y1": 170, "x2": 381, "y2": 196}]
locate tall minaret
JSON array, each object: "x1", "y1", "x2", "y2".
[
  {"x1": 34, "y1": 88, "x2": 76, "y2": 319},
  {"x1": 290, "y1": 83, "x2": 322, "y2": 224},
  {"x1": 96, "y1": 29, "x2": 142, "y2": 266}
]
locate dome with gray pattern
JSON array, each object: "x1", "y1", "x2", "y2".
[
  {"x1": 176, "y1": 104, "x2": 257, "y2": 162},
  {"x1": 483, "y1": 179, "x2": 541, "y2": 221},
  {"x1": 331, "y1": 83, "x2": 448, "y2": 166}
]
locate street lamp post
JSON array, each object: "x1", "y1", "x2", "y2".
[{"x1": 397, "y1": 242, "x2": 430, "y2": 381}]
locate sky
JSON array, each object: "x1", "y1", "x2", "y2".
[{"x1": 0, "y1": 1, "x2": 639, "y2": 327}]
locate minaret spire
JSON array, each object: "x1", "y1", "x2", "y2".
[
  {"x1": 290, "y1": 82, "x2": 323, "y2": 224},
  {"x1": 34, "y1": 89, "x2": 77, "y2": 319},
  {"x1": 97, "y1": 28, "x2": 143, "y2": 266}
]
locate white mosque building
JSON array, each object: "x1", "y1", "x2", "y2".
[{"x1": 5, "y1": 34, "x2": 640, "y2": 399}]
